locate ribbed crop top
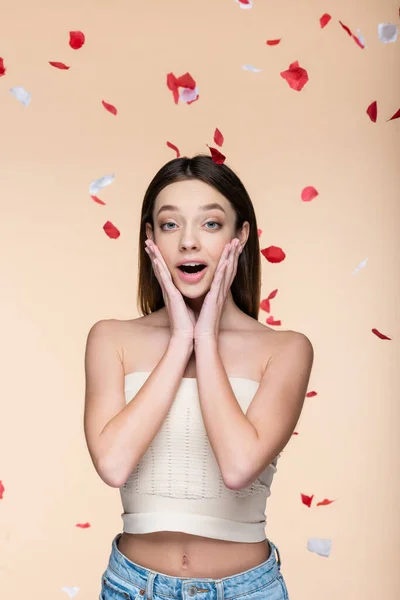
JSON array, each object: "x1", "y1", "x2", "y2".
[{"x1": 119, "y1": 371, "x2": 280, "y2": 543}]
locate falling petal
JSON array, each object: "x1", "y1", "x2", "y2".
[
  {"x1": 366, "y1": 101, "x2": 377, "y2": 122},
  {"x1": 69, "y1": 30, "x2": 85, "y2": 49},
  {"x1": 356, "y1": 28, "x2": 367, "y2": 48},
  {"x1": 372, "y1": 328, "x2": 392, "y2": 340},
  {"x1": 339, "y1": 20, "x2": 352, "y2": 36},
  {"x1": 166, "y1": 141, "x2": 180, "y2": 157},
  {"x1": 214, "y1": 128, "x2": 224, "y2": 146},
  {"x1": 242, "y1": 64, "x2": 262, "y2": 72},
  {"x1": 179, "y1": 86, "x2": 199, "y2": 104},
  {"x1": 89, "y1": 174, "x2": 115, "y2": 195},
  {"x1": 280, "y1": 61, "x2": 309, "y2": 91},
  {"x1": 61, "y1": 586, "x2": 80, "y2": 598},
  {"x1": 76, "y1": 522, "x2": 90, "y2": 528},
  {"x1": 339, "y1": 21, "x2": 365, "y2": 48},
  {"x1": 266, "y1": 39, "x2": 281, "y2": 45},
  {"x1": 352, "y1": 257, "x2": 368, "y2": 274},
  {"x1": 237, "y1": 0, "x2": 253, "y2": 9},
  {"x1": 307, "y1": 538, "x2": 332, "y2": 558},
  {"x1": 207, "y1": 145, "x2": 226, "y2": 164},
  {"x1": 0, "y1": 480, "x2": 5, "y2": 499},
  {"x1": 257, "y1": 228, "x2": 262, "y2": 237},
  {"x1": 301, "y1": 186, "x2": 318, "y2": 202},
  {"x1": 260, "y1": 289, "x2": 278, "y2": 313},
  {"x1": 306, "y1": 391, "x2": 317, "y2": 397},
  {"x1": 262, "y1": 246, "x2": 286, "y2": 263},
  {"x1": 266, "y1": 316, "x2": 281, "y2": 326},
  {"x1": 91, "y1": 195, "x2": 106, "y2": 205},
  {"x1": 9, "y1": 86, "x2": 31, "y2": 106},
  {"x1": 102, "y1": 100, "x2": 117, "y2": 115},
  {"x1": 0, "y1": 57, "x2": 6, "y2": 76},
  {"x1": 104, "y1": 221, "x2": 120, "y2": 239},
  {"x1": 301, "y1": 493, "x2": 314, "y2": 507},
  {"x1": 49, "y1": 61, "x2": 70, "y2": 69},
  {"x1": 320, "y1": 13, "x2": 331, "y2": 28},
  {"x1": 378, "y1": 23, "x2": 398, "y2": 43},
  {"x1": 388, "y1": 108, "x2": 400, "y2": 121},
  {"x1": 317, "y1": 498, "x2": 337, "y2": 506}
]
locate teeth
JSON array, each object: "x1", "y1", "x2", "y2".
[{"x1": 181, "y1": 262, "x2": 204, "y2": 266}]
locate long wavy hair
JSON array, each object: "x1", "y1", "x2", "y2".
[{"x1": 137, "y1": 154, "x2": 261, "y2": 320}]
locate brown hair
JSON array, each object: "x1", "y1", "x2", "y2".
[{"x1": 137, "y1": 154, "x2": 261, "y2": 320}]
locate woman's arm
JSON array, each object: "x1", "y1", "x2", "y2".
[{"x1": 84, "y1": 320, "x2": 193, "y2": 488}]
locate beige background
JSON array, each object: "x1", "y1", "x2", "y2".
[{"x1": 1, "y1": 0, "x2": 399, "y2": 598}]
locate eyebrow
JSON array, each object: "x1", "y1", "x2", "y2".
[{"x1": 156, "y1": 202, "x2": 226, "y2": 217}]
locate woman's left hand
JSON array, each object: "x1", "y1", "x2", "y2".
[{"x1": 194, "y1": 238, "x2": 243, "y2": 342}]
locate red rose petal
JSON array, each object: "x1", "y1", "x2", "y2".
[
  {"x1": 266, "y1": 39, "x2": 281, "y2": 45},
  {"x1": 280, "y1": 60, "x2": 309, "y2": 91},
  {"x1": 388, "y1": 108, "x2": 400, "y2": 121},
  {"x1": 102, "y1": 100, "x2": 117, "y2": 115},
  {"x1": 352, "y1": 34, "x2": 365, "y2": 49},
  {"x1": 166, "y1": 141, "x2": 181, "y2": 157},
  {"x1": 320, "y1": 13, "x2": 331, "y2": 28},
  {"x1": 266, "y1": 316, "x2": 281, "y2": 326},
  {"x1": 69, "y1": 30, "x2": 85, "y2": 50},
  {"x1": 306, "y1": 391, "x2": 318, "y2": 397},
  {"x1": 316, "y1": 498, "x2": 337, "y2": 506},
  {"x1": 372, "y1": 328, "x2": 391, "y2": 340},
  {"x1": 0, "y1": 480, "x2": 4, "y2": 499},
  {"x1": 366, "y1": 101, "x2": 377, "y2": 122},
  {"x1": 214, "y1": 127, "x2": 224, "y2": 146},
  {"x1": 207, "y1": 145, "x2": 226, "y2": 164},
  {"x1": 339, "y1": 20, "x2": 352, "y2": 36},
  {"x1": 76, "y1": 522, "x2": 91, "y2": 528},
  {"x1": 260, "y1": 289, "x2": 278, "y2": 313},
  {"x1": 301, "y1": 186, "x2": 319, "y2": 202},
  {"x1": 91, "y1": 195, "x2": 106, "y2": 205},
  {"x1": 103, "y1": 221, "x2": 120, "y2": 239},
  {"x1": 0, "y1": 57, "x2": 6, "y2": 76},
  {"x1": 301, "y1": 493, "x2": 314, "y2": 507},
  {"x1": 261, "y1": 246, "x2": 286, "y2": 263},
  {"x1": 257, "y1": 228, "x2": 262, "y2": 237},
  {"x1": 49, "y1": 61, "x2": 70, "y2": 70}
]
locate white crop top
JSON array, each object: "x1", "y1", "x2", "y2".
[{"x1": 119, "y1": 371, "x2": 280, "y2": 543}]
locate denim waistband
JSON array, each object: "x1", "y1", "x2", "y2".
[{"x1": 102, "y1": 532, "x2": 283, "y2": 600}]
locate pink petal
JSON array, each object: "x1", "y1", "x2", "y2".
[
  {"x1": 301, "y1": 186, "x2": 319, "y2": 202},
  {"x1": 102, "y1": 100, "x2": 117, "y2": 115},
  {"x1": 69, "y1": 30, "x2": 85, "y2": 50}
]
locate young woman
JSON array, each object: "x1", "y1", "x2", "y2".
[{"x1": 84, "y1": 154, "x2": 314, "y2": 600}]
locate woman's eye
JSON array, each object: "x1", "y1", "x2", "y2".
[{"x1": 160, "y1": 221, "x2": 221, "y2": 230}]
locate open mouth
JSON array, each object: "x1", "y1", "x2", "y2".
[{"x1": 177, "y1": 265, "x2": 207, "y2": 274}]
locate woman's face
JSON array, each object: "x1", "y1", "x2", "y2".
[{"x1": 145, "y1": 179, "x2": 248, "y2": 296}]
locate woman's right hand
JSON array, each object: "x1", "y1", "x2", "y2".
[{"x1": 145, "y1": 239, "x2": 196, "y2": 344}]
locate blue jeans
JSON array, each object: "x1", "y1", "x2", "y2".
[{"x1": 99, "y1": 533, "x2": 290, "y2": 600}]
